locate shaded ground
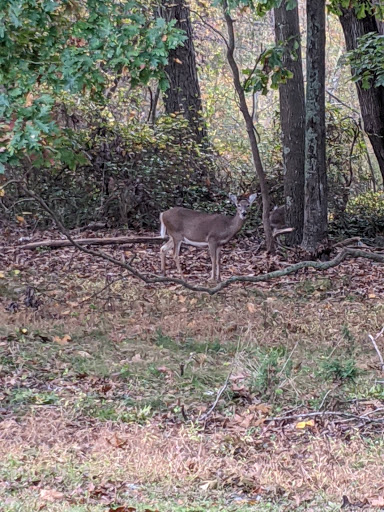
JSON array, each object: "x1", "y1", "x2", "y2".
[{"x1": 1, "y1": 226, "x2": 384, "y2": 511}]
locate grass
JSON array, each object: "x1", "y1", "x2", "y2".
[{"x1": 1, "y1": 266, "x2": 384, "y2": 511}]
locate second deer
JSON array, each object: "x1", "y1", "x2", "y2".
[
  {"x1": 160, "y1": 194, "x2": 257, "y2": 282},
  {"x1": 269, "y1": 206, "x2": 295, "y2": 237}
]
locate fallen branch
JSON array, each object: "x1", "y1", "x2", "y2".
[
  {"x1": 17, "y1": 236, "x2": 165, "y2": 250},
  {"x1": 6, "y1": 182, "x2": 384, "y2": 296},
  {"x1": 333, "y1": 236, "x2": 361, "y2": 248}
]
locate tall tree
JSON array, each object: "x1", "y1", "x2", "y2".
[
  {"x1": 302, "y1": 0, "x2": 328, "y2": 252},
  {"x1": 0, "y1": 0, "x2": 185, "y2": 173},
  {"x1": 338, "y1": 4, "x2": 384, "y2": 185},
  {"x1": 160, "y1": 0, "x2": 207, "y2": 144},
  {"x1": 223, "y1": 1, "x2": 274, "y2": 252},
  {"x1": 274, "y1": 0, "x2": 305, "y2": 245}
]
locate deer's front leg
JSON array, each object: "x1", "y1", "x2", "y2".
[
  {"x1": 216, "y1": 247, "x2": 221, "y2": 282},
  {"x1": 208, "y1": 240, "x2": 218, "y2": 282}
]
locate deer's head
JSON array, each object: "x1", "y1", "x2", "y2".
[{"x1": 229, "y1": 193, "x2": 257, "y2": 220}]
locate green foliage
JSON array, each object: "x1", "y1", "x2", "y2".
[
  {"x1": 5, "y1": 97, "x2": 225, "y2": 229},
  {"x1": 0, "y1": 0, "x2": 186, "y2": 172},
  {"x1": 243, "y1": 45, "x2": 294, "y2": 95},
  {"x1": 347, "y1": 32, "x2": 384, "y2": 89},
  {"x1": 246, "y1": 347, "x2": 292, "y2": 400},
  {"x1": 319, "y1": 358, "x2": 359, "y2": 382},
  {"x1": 223, "y1": 0, "x2": 297, "y2": 17},
  {"x1": 326, "y1": 104, "x2": 370, "y2": 220},
  {"x1": 347, "y1": 191, "x2": 384, "y2": 217},
  {"x1": 337, "y1": 191, "x2": 384, "y2": 237},
  {"x1": 328, "y1": 0, "x2": 384, "y2": 19}
]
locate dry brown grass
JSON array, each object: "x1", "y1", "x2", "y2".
[
  {"x1": 1, "y1": 410, "x2": 384, "y2": 507},
  {"x1": 1, "y1": 262, "x2": 384, "y2": 510}
]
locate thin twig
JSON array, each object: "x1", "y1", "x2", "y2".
[
  {"x1": 199, "y1": 369, "x2": 233, "y2": 422},
  {"x1": 318, "y1": 386, "x2": 337, "y2": 411},
  {"x1": 368, "y1": 326, "x2": 384, "y2": 372},
  {"x1": 78, "y1": 276, "x2": 127, "y2": 305},
  {"x1": 265, "y1": 410, "x2": 384, "y2": 424},
  {"x1": 278, "y1": 341, "x2": 298, "y2": 379},
  {"x1": 191, "y1": 9, "x2": 229, "y2": 48}
]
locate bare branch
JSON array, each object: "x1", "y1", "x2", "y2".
[
  {"x1": 191, "y1": 9, "x2": 229, "y2": 48},
  {"x1": 199, "y1": 368, "x2": 232, "y2": 422},
  {"x1": 5, "y1": 182, "x2": 384, "y2": 296},
  {"x1": 368, "y1": 327, "x2": 384, "y2": 372},
  {"x1": 17, "y1": 236, "x2": 166, "y2": 250}
]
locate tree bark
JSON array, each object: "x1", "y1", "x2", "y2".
[
  {"x1": 338, "y1": 5, "x2": 384, "y2": 186},
  {"x1": 302, "y1": 0, "x2": 328, "y2": 253},
  {"x1": 223, "y1": 3, "x2": 274, "y2": 252},
  {"x1": 160, "y1": 0, "x2": 207, "y2": 144},
  {"x1": 274, "y1": 1, "x2": 305, "y2": 245}
]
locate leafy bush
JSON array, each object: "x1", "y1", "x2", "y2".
[
  {"x1": 320, "y1": 358, "x2": 359, "y2": 382},
  {"x1": 332, "y1": 191, "x2": 384, "y2": 238},
  {"x1": 5, "y1": 104, "x2": 231, "y2": 229}
]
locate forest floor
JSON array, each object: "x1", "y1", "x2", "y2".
[{"x1": 1, "y1": 225, "x2": 384, "y2": 511}]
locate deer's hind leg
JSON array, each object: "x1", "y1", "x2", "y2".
[
  {"x1": 173, "y1": 238, "x2": 184, "y2": 278},
  {"x1": 160, "y1": 238, "x2": 174, "y2": 276}
]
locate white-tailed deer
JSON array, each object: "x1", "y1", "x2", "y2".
[
  {"x1": 160, "y1": 193, "x2": 257, "y2": 282},
  {"x1": 269, "y1": 206, "x2": 295, "y2": 237}
]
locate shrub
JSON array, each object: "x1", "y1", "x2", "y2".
[{"x1": 332, "y1": 191, "x2": 384, "y2": 238}]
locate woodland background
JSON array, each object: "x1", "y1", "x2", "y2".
[{"x1": 1, "y1": 1, "x2": 384, "y2": 512}]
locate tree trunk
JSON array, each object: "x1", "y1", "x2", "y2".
[
  {"x1": 274, "y1": 1, "x2": 305, "y2": 246},
  {"x1": 160, "y1": 0, "x2": 207, "y2": 144},
  {"x1": 302, "y1": 0, "x2": 328, "y2": 252},
  {"x1": 338, "y1": 6, "x2": 384, "y2": 185},
  {"x1": 222, "y1": 4, "x2": 274, "y2": 252}
]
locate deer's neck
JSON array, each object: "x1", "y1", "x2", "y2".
[{"x1": 230, "y1": 212, "x2": 245, "y2": 235}]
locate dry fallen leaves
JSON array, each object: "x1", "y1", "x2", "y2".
[
  {"x1": 53, "y1": 334, "x2": 72, "y2": 345},
  {"x1": 296, "y1": 419, "x2": 315, "y2": 429},
  {"x1": 371, "y1": 497, "x2": 384, "y2": 507},
  {"x1": 107, "y1": 433, "x2": 128, "y2": 448},
  {"x1": 247, "y1": 302, "x2": 256, "y2": 313},
  {"x1": 39, "y1": 489, "x2": 65, "y2": 502}
]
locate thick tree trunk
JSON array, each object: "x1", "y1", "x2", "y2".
[
  {"x1": 338, "y1": 6, "x2": 384, "y2": 185},
  {"x1": 302, "y1": 0, "x2": 328, "y2": 252},
  {"x1": 274, "y1": 1, "x2": 305, "y2": 246},
  {"x1": 160, "y1": 0, "x2": 207, "y2": 144}
]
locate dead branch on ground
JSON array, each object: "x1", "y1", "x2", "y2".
[
  {"x1": 264, "y1": 410, "x2": 384, "y2": 425},
  {"x1": 5, "y1": 182, "x2": 384, "y2": 296},
  {"x1": 17, "y1": 236, "x2": 165, "y2": 250}
]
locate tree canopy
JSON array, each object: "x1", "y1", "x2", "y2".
[{"x1": 0, "y1": 0, "x2": 185, "y2": 171}]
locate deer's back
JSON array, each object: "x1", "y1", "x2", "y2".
[{"x1": 163, "y1": 207, "x2": 236, "y2": 243}]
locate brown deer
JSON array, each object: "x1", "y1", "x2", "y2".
[
  {"x1": 269, "y1": 206, "x2": 295, "y2": 238},
  {"x1": 160, "y1": 194, "x2": 257, "y2": 282}
]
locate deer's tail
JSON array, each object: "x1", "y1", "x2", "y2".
[{"x1": 160, "y1": 212, "x2": 167, "y2": 238}]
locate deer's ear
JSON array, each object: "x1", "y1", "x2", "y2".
[
  {"x1": 229, "y1": 193, "x2": 238, "y2": 205},
  {"x1": 248, "y1": 193, "x2": 257, "y2": 204}
]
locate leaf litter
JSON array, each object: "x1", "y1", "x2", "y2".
[{"x1": 1, "y1": 225, "x2": 384, "y2": 509}]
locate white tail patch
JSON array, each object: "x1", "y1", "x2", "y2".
[{"x1": 160, "y1": 212, "x2": 167, "y2": 238}]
